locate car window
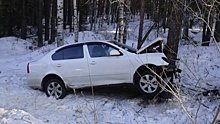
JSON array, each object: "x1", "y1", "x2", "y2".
[
  {"x1": 108, "y1": 41, "x2": 137, "y2": 53},
  {"x1": 52, "y1": 45, "x2": 84, "y2": 60},
  {"x1": 87, "y1": 43, "x2": 118, "y2": 58}
]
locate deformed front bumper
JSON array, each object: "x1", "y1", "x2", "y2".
[{"x1": 163, "y1": 61, "x2": 183, "y2": 83}]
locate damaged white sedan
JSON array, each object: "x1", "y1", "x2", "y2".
[{"x1": 27, "y1": 37, "x2": 181, "y2": 99}]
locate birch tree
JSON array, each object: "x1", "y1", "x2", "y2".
[
  {"x1": 73, "y1": 0, "x2": 78, "y2": 42},
  {"x1": 57, "y1": 0, "x2": 64, "y2": 47},
  {"x1": 118, "y1": 0, "x2": 124, "y2": 43}
]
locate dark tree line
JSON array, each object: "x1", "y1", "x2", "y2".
[{"x1": 0, "y1": 0, "x2": 219, "y2": 49}]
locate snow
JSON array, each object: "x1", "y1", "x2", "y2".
[{"x1": 0, "y1": 25, "x2": 220, "y2": 123}]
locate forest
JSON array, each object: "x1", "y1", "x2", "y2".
[
  {"x1": 0, "y1": 0, "x2": 220, "y2": 123},
  {"x1": 0, "y1": 0, "x2": 220, "y2": 63}
]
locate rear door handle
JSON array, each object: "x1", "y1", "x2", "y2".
[{"x1": 56, "y1": 64, "x2": 62, "y2": 67}]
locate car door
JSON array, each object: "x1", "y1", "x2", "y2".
[
  {"x1": 86, "y1": 42, "x2": 131, "y2": 86},
  {"x1": 51, "y1": 44, "x2": 90, "y2": 87}
]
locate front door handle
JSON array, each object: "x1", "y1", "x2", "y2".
[{"x1": 90, "y1": 61, "x2": 96, "y2": 65}]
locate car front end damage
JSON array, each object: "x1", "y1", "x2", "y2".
[
  {"x1": 157, "y1": 59, "x2": 182, "y2": 94},
  {"x1": 138, "y1": 37, "x2": 182, "y2": 84}
]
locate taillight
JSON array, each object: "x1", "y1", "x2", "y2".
[{"x1": 27, "y1": 63, "x2": 30, "y2": 73}]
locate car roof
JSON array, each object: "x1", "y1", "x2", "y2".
[
  {"x1": 66, "y1": 40, "x2": 114, "y2": 45},
  {"x1": 54, "y1": 40, "x2": 116, "y2": 50}
]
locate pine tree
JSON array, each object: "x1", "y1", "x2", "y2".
[
  {"x1": 21, "y1": 0, "x2": 26, "y2": 40},
  {"x1": 166, "y1": 0, "x2": 183, "y2": 65},
  {"x1": 37, "y1": 0, "x2": 43, "y2": 47},
  {"x1": 137, "y1": 0, "x2": 145, "y2": 49},
  {"x1": 44, "y1": 0, "x2": 51, "y2": 41}
]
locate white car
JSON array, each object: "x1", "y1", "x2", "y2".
[{"x1": 27, "y1": 37, "x2": 180, "y2": 99}]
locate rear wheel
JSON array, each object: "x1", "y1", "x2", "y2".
[
  {"x1": 135, "y1": 70, "x2": 162, "y2": 97},
  {"x1": 45, "y1": 79, "x2": 67, "y2": 99}
]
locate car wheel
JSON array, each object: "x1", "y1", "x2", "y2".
[
  {"x1": 45, "y1": 79, "x2": 67, "y2": 99},
  {"x1": 136, "y1": 71, "x2": 162, "y2": 97}
]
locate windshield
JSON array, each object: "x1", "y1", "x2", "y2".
[{"x1": 108, "y1": 41, "x2": 137, "y2": 53}]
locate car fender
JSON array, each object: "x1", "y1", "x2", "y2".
[
  {"x1": 41, "y1": 70, "x2": 70, "y2": 89},
  {"x1": 128, "y1": 53, "x2": 169, "y2": 77},
  {"x1": 137, "y1": 53, "x2": 169, "y2": 66}
]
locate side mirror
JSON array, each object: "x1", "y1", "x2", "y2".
[{"x1": 110, "y1": 50, "x2": 121, "y2": 56}]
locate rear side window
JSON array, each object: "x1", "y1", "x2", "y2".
[{"x1": 52, "y1": 45, "x2": 84, "y2": 60}]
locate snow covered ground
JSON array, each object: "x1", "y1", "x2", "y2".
[{"x1": 0, "y1": 26, "x2": 220, "y2": 123}]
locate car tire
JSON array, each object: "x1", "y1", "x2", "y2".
[
  {"x1": 135, "y1": 70, "x2": 162, "y2": 97},
  {"x1": 45, "y1": 79, "x2": 67, "y2": 99}
]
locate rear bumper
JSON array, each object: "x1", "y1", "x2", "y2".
[{"x1": 27, "y1": 74, "x2": 43, "y2": 89}]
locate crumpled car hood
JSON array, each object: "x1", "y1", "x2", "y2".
[{"x1": 136, "y1": 37, "x2": 165, "y2": 54}]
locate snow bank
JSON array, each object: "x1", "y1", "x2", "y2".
[{"x1": 0, "y1": 108, "x2": 45, "y2": 124}]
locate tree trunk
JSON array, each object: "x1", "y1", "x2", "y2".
[
  {"x1": 114, "y1": 9, "x2": 119, "y2": 40},
  {"x1": 123, "y1": 0, "x2": 130, "y2": 44},
  {"x1": 202, "y1": 20, "x2": 207, "y2": 44},
  {"x1": 63, "y1": 0, "x2": 67, "y2": 29},
  {"x1": 73, "y1": 0, "x2": 78, "y2": 42},
  {"x1": 49, "y1": 0, "x2": 57, "y2": 44},
  {"x1": 118, "y1": 0, "x2": 124, "y2": 43},
  {"x1": 107, "y1": 0, "x2": 111, "y2": 25},
  {"x1": 68, "y1": 0, "x2": 73, "y2": 32},
  {"x1": 203, "y1": 25, "x2": 212, "y2": 46},
  {"x1": 137, "y1": 0, "x2": 145, "y2": 49},
  {"x1": 38, "y1": 0, "x2": 43, "y2": 47},
  {"x1": 202, "y1": 17, "x2": 212, "y2": 46},
  {"x1": 57, "y1": 0, "x2": 64, "y2": 47},
  {"x1": 182, "y1": 0, "x2": 189, "y2": 40},
  {"x1": 214, "y1": 6, "x2": 220, "y2": 42},
  {"x1": 202, "y1": 6, "x2": 213, "y2": 46},
  {"x1": 90, "y1": 0, "x2": 95, "y2": 30},
  {"x1": 21, "y1": 0, "x2": 26, "y2": 40},
  {"x1": 142, "y1": 22, "x2": 157, "y2": 43},
  {"x1": 214, "y1": 21, "x2": 220, "y2": 42},
  {"x1": 166, "y1": 1, "x2": 183, "y2": 65},
  {"x1": 44, "y1": 0, "x2": 51, "y2": 41},
  {"x1": 94, "y1": 0, "x2": 99, "y2": 31}
]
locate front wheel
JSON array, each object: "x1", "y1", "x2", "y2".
[
  {"x1": 45, "y1": 79, "x2": 67, "y2": 99},
  {"x1": 135, "y1": 71, "x2": 162, "y2": 97}
]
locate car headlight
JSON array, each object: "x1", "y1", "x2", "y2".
[{"x1": 162, "y1": 57, "x2": 169, "y2": 63}]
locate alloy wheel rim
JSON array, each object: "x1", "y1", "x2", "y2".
[
  {"x1": 139, "y1": 74, "x2": 158, "y2": 93},
  {"x1": 47, "y1": 82, "x2": 62, "y2": 98}
]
